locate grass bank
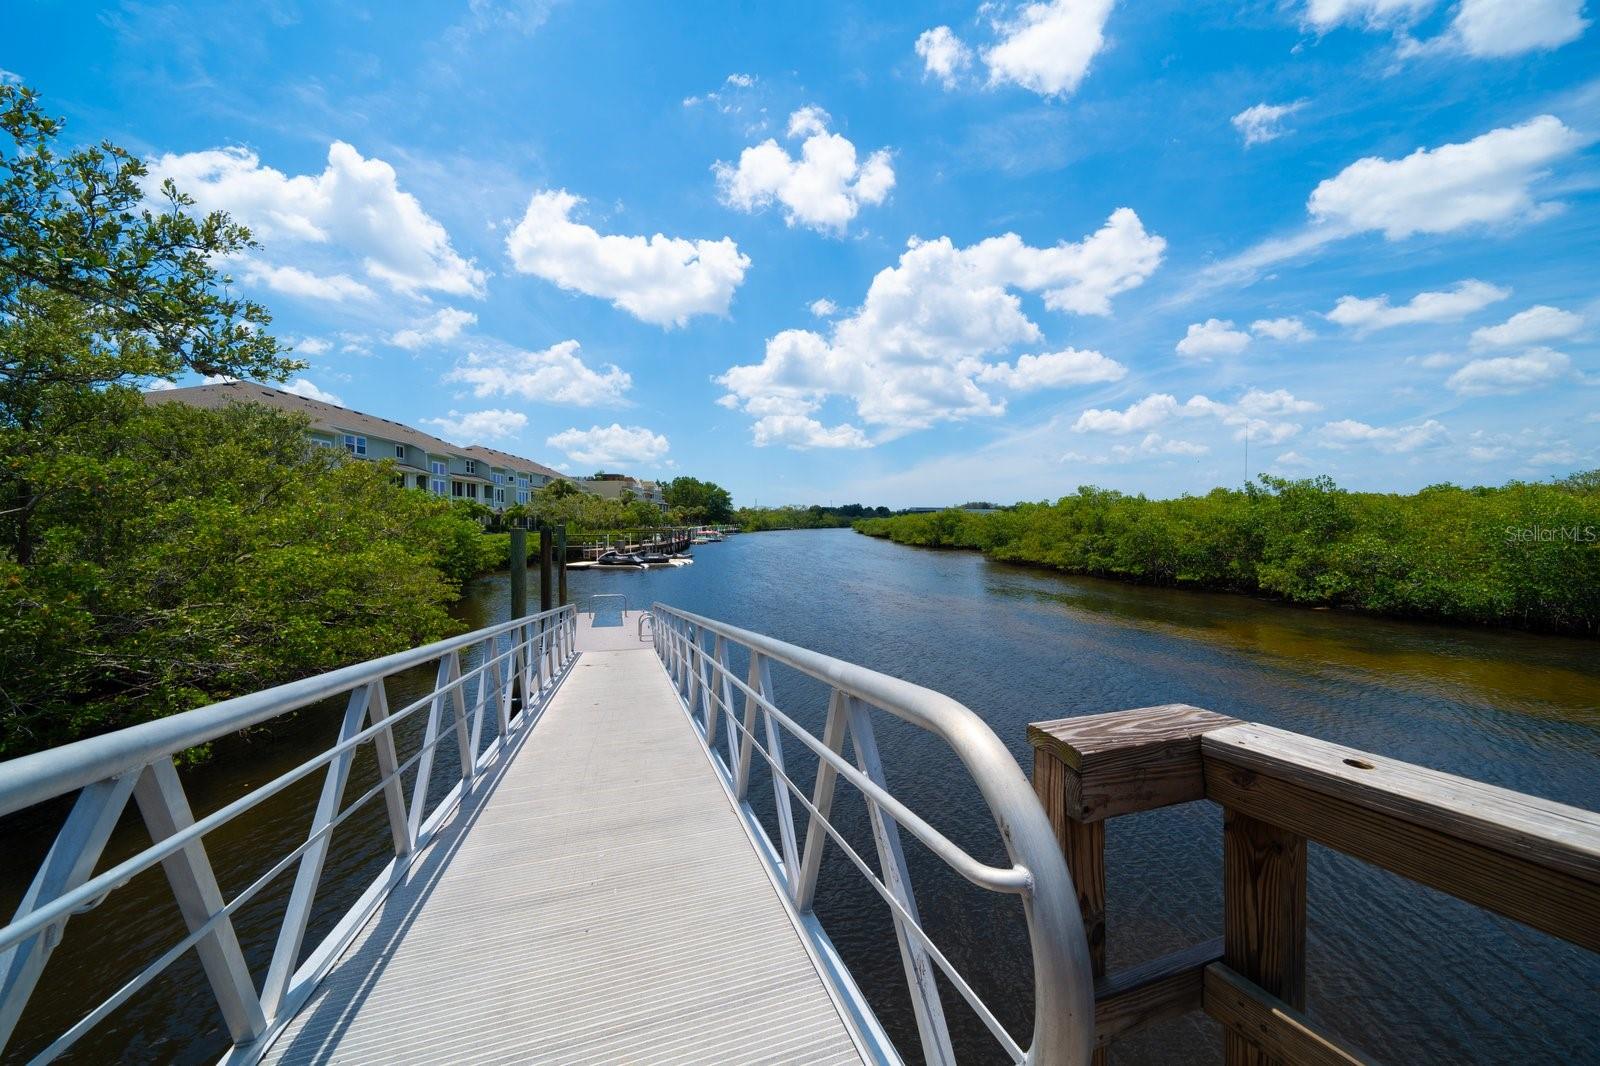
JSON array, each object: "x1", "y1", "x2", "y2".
[{"x1": 852, "y1": 474, "x2": 1600, "y2": 636}]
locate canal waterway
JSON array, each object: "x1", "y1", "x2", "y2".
[{"x1": 4, "y1": 528, "x2": 1597, "y2": 1063}]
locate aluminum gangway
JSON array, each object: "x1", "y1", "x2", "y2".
[{"x1": 0, "y1": 602, "x2": 1094, "y2": 1064}]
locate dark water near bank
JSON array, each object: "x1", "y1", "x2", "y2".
[{"x1": 4, "y1": 528, "x2": 1598, "y2": 1063}]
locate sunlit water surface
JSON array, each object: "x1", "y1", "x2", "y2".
[{"x1": 4, "y1": 529, "x2": 1597, "y2": 1063}]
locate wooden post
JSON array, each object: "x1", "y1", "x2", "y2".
[
  {"x1": 1222, "y1": 810, "x2": 1306, "y2": 1066},
  {"x1": 538, "y1": 525, "x2": 554, "y2": 613},
  {"x1": 556, "y1": 524, "x2": 568, "y2": 606},
  {"x1": 1033, "y1": 749, "x2": 1108, "y2": 1064},
  {"x1": 509, "y1": 527, "x2": 527, "y2": 620},
  {"x1": 1029, "y1": 705, "x2": 1239, "y2": 1059}
]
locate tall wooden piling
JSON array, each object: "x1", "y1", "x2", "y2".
[
  {"x1": 509, "y1": 527, "x2": 528, "y2": 620},
  {"x1": 538, "y1": 525, "x2": 554, "y2": 613},
  {"x1": 556, "y1": 524, "x2": 568, "y2": 606}
]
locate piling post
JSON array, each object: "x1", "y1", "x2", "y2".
[
  {"x1": 556, "y1": 523, "x2": 568, "y2": 606},
  {"x1": 1028, "y1": 705, "x2": 1239, "y2": 1058},
  {"x1": 539, "y1": 524, "x2": 554, "y2": 613},
  {"x1": 509, "y1": 527, "x2": 528, "y2": 620}
]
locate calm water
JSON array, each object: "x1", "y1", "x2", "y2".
[{"x1": 4, "y1": 528, "x2": 1598, "y2": 1063}]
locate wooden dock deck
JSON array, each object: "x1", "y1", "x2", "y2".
[{"x1": 256, "y1": 619, "x2": 868, "y2": 1064}]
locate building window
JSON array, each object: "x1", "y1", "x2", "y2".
[
  {"x1": 395, "y1": 444, "x2": 406, "y2": 459},
  {"x1": 431, "y1": 461, "x2": 448, "y2": 495},
  {"x1": 495, "y1": 487, "x2": 506, "y2": 505},
  {"x1": 312, "y1": 439, "x2": 332, "y2": 448},
  {"x1": 466, "y1": 483, "x2": 478, "y2": 500},
  {"x1": 343, "y1": 434, "x2": 367, "y2": 456},
  {"x1": 464, "y1": 459, "x2": 476, "y2": 475},
  {"x1": 415, "y1": 474, "x2": 427, "y2": 489},
  {"x1": 451, "y1": 481, "x2": 464, "y2": 498}
]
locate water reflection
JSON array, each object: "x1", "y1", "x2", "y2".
[{"x1": 1, "y1": 528, "x2": 1595, "y2": 1064}]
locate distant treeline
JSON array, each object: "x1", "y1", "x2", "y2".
[
  {"x1": 737, "y1": 503, "x2": 893, "y2": 531},
  {"x1": 853, "y1": 474, "x2": 1600, "y2": 635}
]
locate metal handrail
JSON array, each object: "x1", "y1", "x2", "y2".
[
  {"x1": 583, "y1": 592, "x2": 629, "y2": 619},
  {"x1": 649, "y1": 603, "x2": 1095, "y2": 1066},
  {"x1": 0, "y1": 609, "x2": 570, "y2": 818},
  {"x1": 0, "y1": 604, "x2": 578, "y2": 1062}
]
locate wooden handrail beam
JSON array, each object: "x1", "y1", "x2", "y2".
[
  {"x1": 1203, "y1": 722, "x2": 1600, "y2": 952},
  {"x1": 1204, "y1": 963, "x2": 1375, "y2": 1066},
  {"x1": 1093, "y1": 938, "x2": 1222, "y2": 1049}
]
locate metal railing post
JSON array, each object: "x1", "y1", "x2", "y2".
[
  {"x1": 133, "y1": 758, "x2": 267, "y2": 1045},
  {"x1": 366, "y1": 680, "x2": 411, "y2": 857},
  {"x1": 794, "y1": 689, "x2": 850, "y2": 913},
  {"x1": 408, "y1": 657, "x2": 450, "y2": 845},
  {"x1": 0, "y1": 772, "x2": 138, "y2": 1051},
  {"x1": 734, "y1": 653, "x2": 763, "y2": 801},
  {"x1": 716, "y1": 637, "x2": 739, "y2": 779},
  {"x1": 844, "y1": 696, "x2": 956, "y2": 1066},
  {"x1": 262, "y1": 685, "x2": 371, "y2": 1016}
]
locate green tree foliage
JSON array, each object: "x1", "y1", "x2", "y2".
[
  {"x1": 1, "y1": 83, "x2": 299, "y2": 566},
  {"x1": 0, "y1": 400, "x2": 491, "y2": 757},
  {"x1": 853, "y1": 476, "x2": 1600, "y2": 635},
  {"x1": 662, "y1": 476, "x2": 734, "y2": 523},
  {"x1": 0, "y1": 84, "x2": 488, "y2": 758},
  {"x1": 507, "y1": 480, "x2": 668, "y2": 533},
  {"x1": 737, "y1": 503, "x2": 891, "y2": 531}
]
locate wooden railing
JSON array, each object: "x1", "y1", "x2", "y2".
[{"x1": 1028, "y1": 705, "x2": 1600, "y2": 1065}]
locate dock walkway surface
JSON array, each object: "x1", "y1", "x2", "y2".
[{"x1": 257, "y1": 611, "x2": 868, "y2": 1065}]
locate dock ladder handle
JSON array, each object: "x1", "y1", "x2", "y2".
[{"x1": 649, "y1": 603, "x2": 1096, "y2": 1066}]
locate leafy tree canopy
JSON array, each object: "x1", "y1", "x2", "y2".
[{"x1": 662, "y1": 476, "x2": 734, "y2": 523}]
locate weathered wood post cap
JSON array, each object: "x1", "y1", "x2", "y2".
[{"x1": 1029, "y1": 704, "x2": 1241, "y2": 822}]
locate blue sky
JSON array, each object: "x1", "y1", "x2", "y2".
[{"x1": 7, "y1": 0, "x2": 1598, "y2": 506}]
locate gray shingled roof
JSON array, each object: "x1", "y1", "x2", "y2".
[
  {"x1": 462, "y1": 444, "x2": 568, "y2": 482},
  {"x1": 144, "y1": 382, "x2": 569, "y2": 480}
]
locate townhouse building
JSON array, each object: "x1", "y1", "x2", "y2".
[
  {"x1": 144, "y1": 382, "x2": 571, "y2": 513},
  {"x1": 576, "y1": 472, "x2": 668, "y2": 510}
]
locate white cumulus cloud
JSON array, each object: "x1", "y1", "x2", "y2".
[
  {"x1": 446, "y1": 339, "x2": 632, "y2": 406},
  {"x1": 390, "y1": 307, "x2": 478, "y2": 350},
  {"x1": 1446, "y1": 347, "x2": 1572, "y2": 394},
  {"x1": 1321, "y1": 418, "x2": 1448, "y2": 452},
  {"x1": 280, "y1": 378, "x2": 344, "y2": 405},
  {"x1": 1308, "y1": 115, "x2": 1582, "y2": 240},
  {"x1": 1469, "y1": 305, "x2": 1584, "y2": 348},
  {"x1": 809, "y1": 298, "x2": 839, "y2": 317},
  {"x1": 715, "y1": 107, "x2": 895, "y2": 234},
  {"x1": 1075, "y1": 388, "x2": 1318, "y2": 443},
  {"x1": 976, "y1": 348, "x2": 1127, "y2": 390},
  {"x1": 716, "y1": 209, "x2": 1162, "y2": 443},
  {"x1": 1231, "y1": 102, "x2": 1305, "y2": 146},
  {"x1": 751, "y1": 414, "x2": 871, "y2": 449},
  {"x1": 983, "y1": 0, "x2": 1116, "y2": 97},
  {"x1": 547, "y1": 424, "x2": 669, "y2": 466},
  {"x1": 505, "y1": 189, "x2": 750, "y2": 328},
  {"x1": 1177, "y1": 318, "x2": 1253, "y2": 358},
  {"x1": 1303, "y1": 0, "x2": 1435, "y2": 30},
  {"x1": 917, "y1": 0, "x2": 1114, "y2": 99},
  {"x1": 149, "y1": 142, "x2": 485, "y2": 298},
  {"x1": 423, "y1": 408, "x2": 529, "y2": 441},
  {"x1": 916, "y1": 26, "x2": 973, "y2": 87},
  {"x1": 240, "y1": 263, "x2": 375, "y2": 303},
  {"x1": 1251, "y1": 317, "x2": 1315, "y2": 341},
  {"x1": 1326, "y1": 279, "x2": 1509, "y2": 333},
  {"x1": 1447, "y1": 0, "x2": 1589, "y2": 56},
  {"x1": 1400, "y1": 0, "x2": 1590, "y2": 57}
]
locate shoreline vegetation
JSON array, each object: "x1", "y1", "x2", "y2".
[
  {"x1": 736, "y1": 504, "x2": 891, "y2": 531},
  {"x1": 853, "y1": 474, "x2": 1600, "y2": 637}
]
